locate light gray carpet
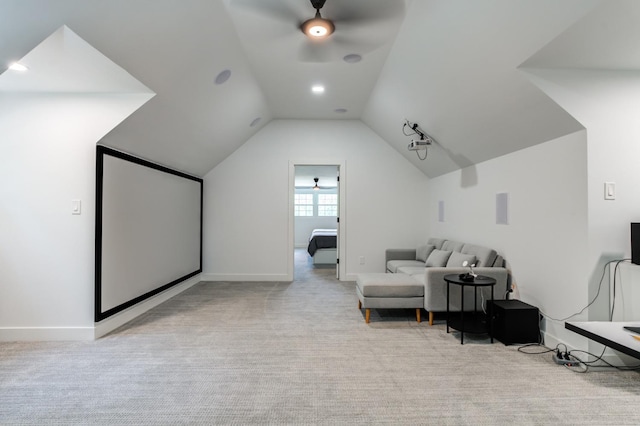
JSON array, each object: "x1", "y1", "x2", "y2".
[{"x1": 1, "y1": 250, "x2": 640, "y2": 425}]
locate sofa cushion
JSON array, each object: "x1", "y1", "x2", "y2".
[
  {"x1": 461, "y1": 243, "x2": 497, "y2": 267},
  {"x1": 425, "y1": 249, "x2": 452, "y2": 267},
  {"x1": 416, "y1": 244, "x2": 436, "y2": 262},
  {"x1": 446, "y1": 252, "x2": 477, "y2": 268},
  {"x1": 427, "y1": 238, "x2": 446, "y2": 250},
  {"x1": 356, "y1": 273, "x2": 424, "y2": 297},
  {"x1": 387, "y1": 260, "x2": 425, "y2": 273},
  {"x1": 493, "y1": 254, "x2": 504, "y2": 267},
  {"x1": 442, "y1": 240, "x2": 464, "y2": 252},
  {"x1": 396, "y1": 265, "x2": 429, "y2": 275}
]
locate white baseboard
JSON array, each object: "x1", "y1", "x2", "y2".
[
  {"x1": 201, "y1": 273, "x2": 292, "y2": 282},
  {"x1": 0, "y1": 275, "x2": 201, "y2": 342},
  {"x1": 0, "y1": 327, "x2": 95, "y2": 342},
  {"x1": 541, "y1": 330, "x2": 568, "y2": 352},
  {"x1": 94, "y1": 274, "x2": 201, "y2": 339},
  {"x1": 201, "y1": 273, "x2": 355, "y2": 282}
]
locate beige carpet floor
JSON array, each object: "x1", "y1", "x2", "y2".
[{"x1": 1, "y1": 250, "x2": 640, "y2": 424}]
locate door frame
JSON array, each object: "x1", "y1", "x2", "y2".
[{"x1": 288, "y1": 160, "x2": 346, "y2": 281}]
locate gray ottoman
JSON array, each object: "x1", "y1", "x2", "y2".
[{"x1": 356, "y1": 273, "x2": 424, "y2": 323}]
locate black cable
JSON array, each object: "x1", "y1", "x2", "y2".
[
  {"x1": 516, "y1": 342, "x2": 554, "y2": 355},
  {"x1": 610, "y1": 259, "x2": 629, "y2": 320},
  {"x1": 563, "y1": 352, "x2": 589, "y2": 373},
  {"x1": 568, "y1": 349, "x2": 640, "y2": 371},
  {"x1": 515, "y1": 259, "x2": 640, "y2": 372},
  {"x1": 402, "y1": 122, "x2": 418, "y2": 137},
  {"x1": 541, "y1": 259, "x2": 629, "y2": 323},
  {"x1": 516, "y1": 341, "x2": 640, "y2": 372}
]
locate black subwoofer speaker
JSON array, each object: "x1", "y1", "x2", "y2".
[{"x1": 487, "y1": 299, "x2": 540, "y2": 345}]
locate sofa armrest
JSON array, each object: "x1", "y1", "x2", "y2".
[
  {"x1": 385, "y1": 249, "x2": 417, "y2": 263},
  {"x1": 422, "y1": 267, "x2": 509, "y2": 312}
]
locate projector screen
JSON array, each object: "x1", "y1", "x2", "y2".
[{"x1": 95, "y1": 146, "x2": 203, "y2": 322}]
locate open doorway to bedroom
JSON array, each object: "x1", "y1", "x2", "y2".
[{"x1": 293, "y1": 164, "x2": 340, "y2": 280}]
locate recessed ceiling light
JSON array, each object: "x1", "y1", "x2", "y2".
[
  {"x1": 311, "y1": 85, "x2": 325, "y2": 94},
  {"x1": 343, "y1": 54, "x2": 362, "y2": 64},
  {"x1": 334, "y1": 108, "x2": 348, "y2": 113},
  {"x1": 250, "y1": 117, "x2": 262, "y2": 127},
  {"x1": 214, "y1": 69, "x2": 231, "y2": 85},
  {"x1": 9, "y1": 62, "x2": 28, "y2": 71}
]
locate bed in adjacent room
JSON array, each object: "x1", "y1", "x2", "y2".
[{"x1": 307, "y1": 228, "x2": 337, "y2": 264}]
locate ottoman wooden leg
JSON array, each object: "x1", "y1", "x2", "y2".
[
  {"x1": 416, "y1": 309, "x2": 421, "y2": 323},
  {"x1": 358, "y1": 300, "x2": 362, "y2": 309},
  {"x1": 365, "y1": 309, "x2": 371, "y2": 324},
  {"x1": 428, "y1": 311, "x2": 434, "y2": 326}
]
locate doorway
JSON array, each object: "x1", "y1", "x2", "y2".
[{"x1": 290, "y1": 162, "x2": 344, "y2": 281}]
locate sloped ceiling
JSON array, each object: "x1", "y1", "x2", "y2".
[
  {"x1": 362, "y1": 0, "x2": 599, "y2": 178},
  {"x1": 2, "y1": 0, "x2": 636, "y2": 179},
  {"x1": 0, "y1": 0, "x2": 269, "y2": 176}
]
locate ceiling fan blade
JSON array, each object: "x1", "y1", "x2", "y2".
[
  {"x1": 230, "y1": 0, "x2": 303, "y2": 24},
  {"x1": 328, "y1": 0, "x2": 405, "y2": 25},
  {"x1": 329, "y1": 33, "x2": 383, "y2": 54},
  {"x1": 297, "y1": 39, "x2": 334, "y2": 63}
]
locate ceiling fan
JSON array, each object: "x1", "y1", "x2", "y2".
[
  {"x1": 313, "y1": 177, "x2": 322, "y2": 190},
  {"x1": 300, "y1": 0, "x2": 334, "y2": 39},
  {"x1": 295, "y1": 177, "x2": 335, "y2": 190},
  {"x1": 230, "y1": 0, "x2": 405, "y2": 62}
]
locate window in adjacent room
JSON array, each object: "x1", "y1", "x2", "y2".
[
  {"x1": 317, "y1": 193, "x2": 338, "y2": 216},
  {"x1": 294, "y1": 193, "x2": 314, "y2": 216}
]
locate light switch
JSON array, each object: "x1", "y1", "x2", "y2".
[
  {"x1": 72, "y1": 199, "x2": 81, "y2": 215},
  {"x1": 605, "y1": 182, "x2": 615, "y2": 200}
]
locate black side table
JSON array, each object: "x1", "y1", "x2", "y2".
[{"x1": 444, "y1": 274, "x2": 496, "y2": 344}]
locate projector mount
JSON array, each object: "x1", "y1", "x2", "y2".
[{"x1": 402, "y1": 119, "x2": 435, "y2": 160}]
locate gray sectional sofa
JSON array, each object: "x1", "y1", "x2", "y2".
[{"x1": 386, "y1": 238, "x2": 510, "y2": 325}]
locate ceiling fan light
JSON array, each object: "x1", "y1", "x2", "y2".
[
  {"x1": 309, "y1": 24, "x2": 328, "y2": 37},
  {"x1": 301, "y1": 13, "x2": 334, "y2": 39}
]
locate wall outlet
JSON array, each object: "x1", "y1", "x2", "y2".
[{"x1": 359, "y1": 256, "x2": 365, "y2": 265}]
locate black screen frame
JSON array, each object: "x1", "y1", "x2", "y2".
[{"x1": 95, "y1": 145, "x2": 203, "y2": 322}]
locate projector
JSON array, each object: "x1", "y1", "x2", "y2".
[{"x1": 407, "y1": 139, "x2": 430, "y2": 151}]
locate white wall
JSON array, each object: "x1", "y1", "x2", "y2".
[
  {"x1": 202, "y1": 119, "x2": 429, "y2": 281},
  {"x1": 427, "y1": 130, "x2": 589, "y2": 348},
  {"x1": 0, "y1": 26, "x2": 196, "y2": 341},
  {"x1": 428, "y1": 66, "x2": 640, "y2": 356},
  {"x1": 523, "y1": 68, "x2": 640, "y2": 359},
  {"x1": 0, "y1": 93, "x2": 150, "y2": 340}
]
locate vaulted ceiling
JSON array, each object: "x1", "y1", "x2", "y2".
[{"x1": 2, "y1": 0, "x2": 637, "y2": 178}]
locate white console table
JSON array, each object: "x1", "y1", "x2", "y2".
[{"x1": 566, "y1": 321, "x2": 640, "y2": 360}]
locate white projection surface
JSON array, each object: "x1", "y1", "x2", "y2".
[{"x1": 96, "y1": 147, "x2": 202, "y2": 321}]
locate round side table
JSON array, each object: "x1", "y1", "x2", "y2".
[{"x1": 444, "y1": 274, "x2": 496, "y2": 344}]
